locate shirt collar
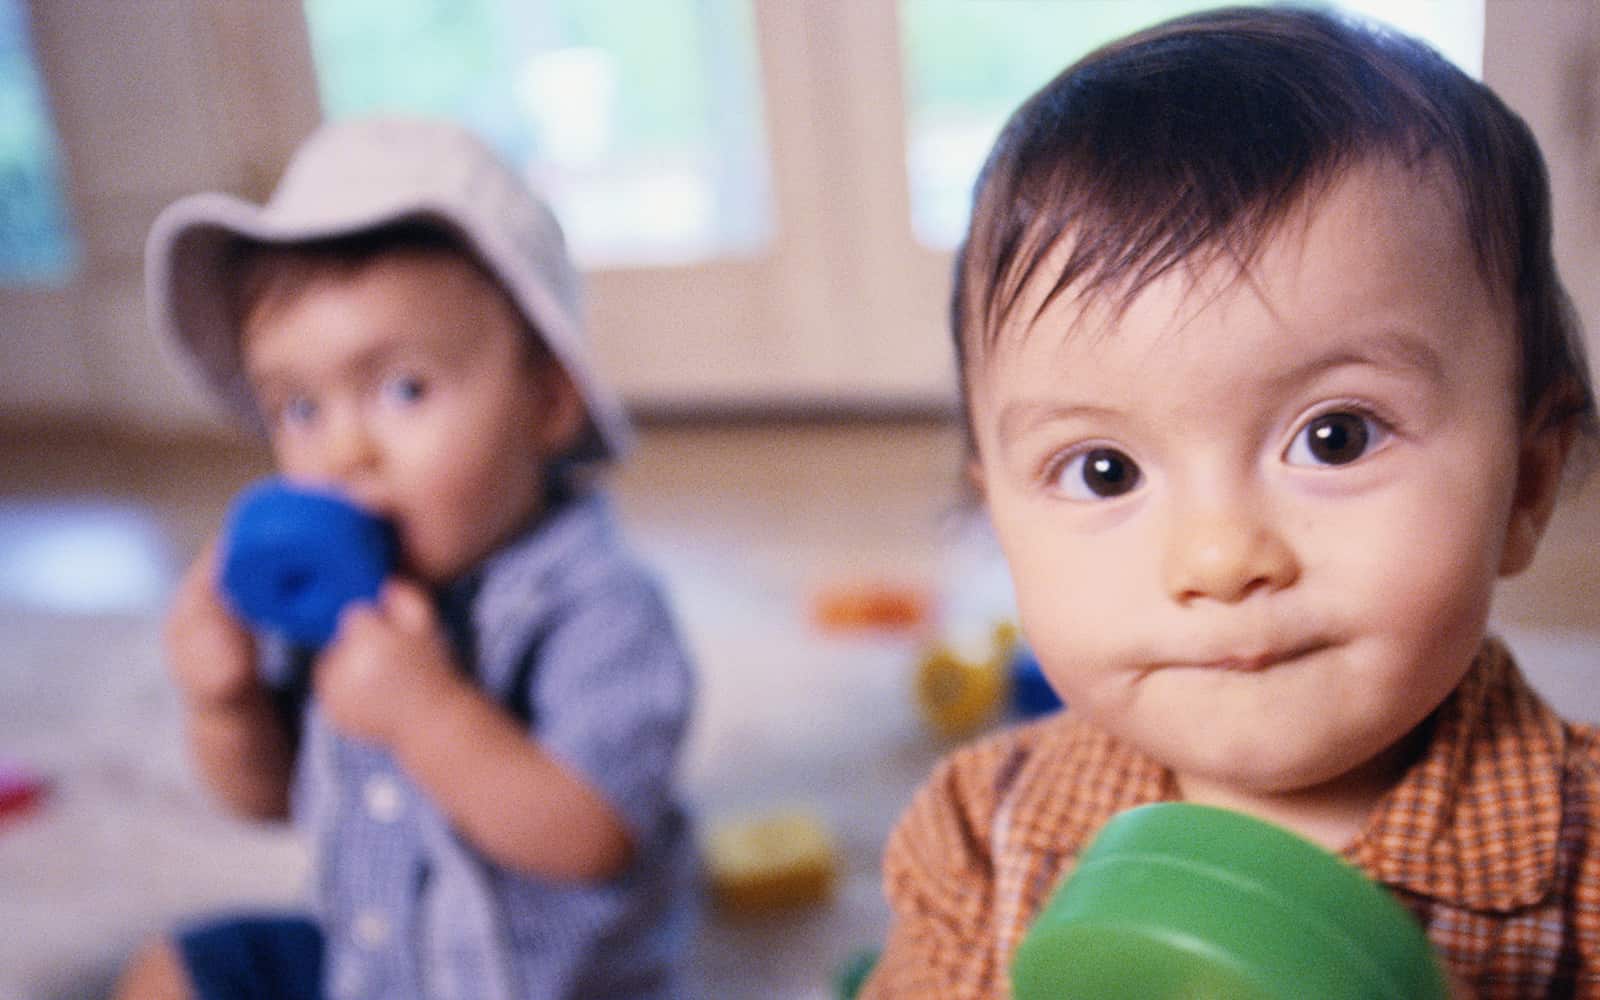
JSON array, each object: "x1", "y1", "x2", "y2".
[
  {"x1": 1010, "y1": 715, "x2": 1174, "y2": 855},
  {"x1": 438, "y1": 487, "x2": 611, "y2": 615},
  {"x1": 431, "y1": 488, "x2": 615, "y2": 697},
  {"x1": 1346, "y1": 637, "x2": 1567, "y2": 913}
]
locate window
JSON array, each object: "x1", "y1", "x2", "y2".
[
  {"x1": 900, "y1": 0, "x2": 1487, "y2": 248},
  {"x1": 0, "y1": 0, "x2": 76, "y2": 285},
  {"x1": 287, "y1": 1, "x2": 1493, "y2": 408},
  {"x1": 302, "y1": 0, "x2": 771, "y2": 268}
]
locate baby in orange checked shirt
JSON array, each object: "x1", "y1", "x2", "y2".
[{"x1": 864, "y1": 7, "x2": 1600, "y2": 998}]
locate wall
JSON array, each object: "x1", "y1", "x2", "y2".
[
  {"x1": 0, "y1": 1, "x2": 318, "y2": 433},
  {"x1": 1486, "y1": 1, "x2": 1600, "y2": 373}
]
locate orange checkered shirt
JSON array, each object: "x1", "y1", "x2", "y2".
[{"x1": 862, "y1": 639, "x2": 1600, "y2": 999}]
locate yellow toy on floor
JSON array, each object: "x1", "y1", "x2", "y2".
[
  {"x1": 914, "y1": 622, "x2": 1018, "y2": 738},
  {"x1": 704, "y1": 807, "x2": 840, "y2": 914}
]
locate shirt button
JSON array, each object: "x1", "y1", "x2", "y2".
[
  {"x1": 364, "y1": 775, "x2": 403, "y2": 822},
  {"x1": 355, "y1": 909, "x2": 391, "y2": 949}
]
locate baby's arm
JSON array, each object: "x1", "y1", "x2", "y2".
[
  {"x1": 315, "y1": 580, "x2": 633, "y2": 880},
  {"x1": 164, "y1": 542, "x2": 295, "y2": 819}
]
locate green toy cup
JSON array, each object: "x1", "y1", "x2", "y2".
[{"x1": 1011, "y1": 803, "x2": 1449, "y2": 999}]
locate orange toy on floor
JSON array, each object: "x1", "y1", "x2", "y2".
[
  {"x1": 811, "y1": 582, "x2": 931, "y2": 632},
  {"x1": 0, "y1": 761, "x2": 47, "y2": 824}
]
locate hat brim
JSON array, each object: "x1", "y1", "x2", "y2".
[{"x1": 145, "y1": 191, "x2": 631, "y2": 463}]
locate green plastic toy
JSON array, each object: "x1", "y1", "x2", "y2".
[
  {"x1": 1011, "y1": 803, "x2": 1449, "y2": 999},
  {"x1": 834, "y1": 946, "x2": 881, "y2": 1000}
]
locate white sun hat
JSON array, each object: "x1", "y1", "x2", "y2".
[{"x1": 145, "y1": 115, "x2": 632, "y2": 462}]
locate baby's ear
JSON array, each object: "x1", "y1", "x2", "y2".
[
  {"x1": 533, "y1": 365, "x2": 588, "y2": 458},
  {"x1": 1499, "y1": 386, "x2": 1581, "y2": 577},
  {"x1": 964, "y1": 457, "x2": 987, "y2": 501}
]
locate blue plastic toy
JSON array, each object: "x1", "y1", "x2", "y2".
[
  {"x1": 218, "y1": 478, "x2": 396, "y2": 649},
  {"x1": 1010, "y1": 645, "x2": 1064, "y2": 718}
]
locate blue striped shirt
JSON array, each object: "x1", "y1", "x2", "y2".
[{"x1": 264, "y1": 490, "x2": 698, "y2": 999}]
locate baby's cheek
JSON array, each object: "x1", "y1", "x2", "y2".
[
  {"x1": 1016, "y1": 588, "x2": 1121, "y2": 701},
  {"x1": 1328, "y1": 520, "x2": 1497, "y2": 711},
  {"x1": 1359, "y1": 508, "x2": 1497, "y2": 626}
]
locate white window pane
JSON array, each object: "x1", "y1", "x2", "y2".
[
  {"x1": 1333, "y1": 0, "x2": 1483, "y2": 77},
  {"x1": 0, "y1": 0, "x2": 77, "y2": 286},
  {"x1": 901, "y1": 1, "x2": 1485, "y2": 250},
  {"x1": 302, "y1": 0, "x2": 771, "y2": 268}
]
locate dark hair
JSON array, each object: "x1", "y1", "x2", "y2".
[
  {"x1": 224, "y1": 218, "x2": 552, "y2": 368},
  {"x1": 954, "y1": 4, "x2": 1596, "y2": 448}
]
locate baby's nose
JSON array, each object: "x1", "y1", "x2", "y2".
[
  {"x1": 316, "y1": 408, "x2": 380, "y2": 482},
  {"x1": 1162, "y1": 501, "x2": 1300, "y2": 604}
]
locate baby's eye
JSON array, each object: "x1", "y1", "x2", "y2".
[
  {"x1": 1051, "y1": 447, "x2": 1142, "y2": 500},
  {"x1": 1285, "y1": 410, "x2": 1387, "y2": 467},
  {"x1": 279, "y1": 395, "x2": 317, "y2": 428},
  {"x1": 380, "y1": 373, "x2": 428, "y2": 406}
]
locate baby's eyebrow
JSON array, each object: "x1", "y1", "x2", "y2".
[
  {"x1": 997, "y1": 401, "x2": 1121, "y2": 443},
  {"x1": 994, "y1": 331, "x2": 1447, "y2": 440},
  {"x1": 244, "y1": 366, "x2": 297, "y2": 403},
  {"x1": 1270, "y1": 329, "x2": 1448, "y2": 390},
  {"x1": 248, "y1": 339, "x2": 413, "y2": 395}
]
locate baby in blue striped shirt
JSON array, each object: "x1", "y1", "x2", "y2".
[{"x1": 117, "y1": 116, "x2": 698, "y2": 1000}]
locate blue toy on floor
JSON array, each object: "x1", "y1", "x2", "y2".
[
  {"x1": 1009, "y1": 644, "x2": 1063, "y2": 718},
  {"x1": 218, "y1": 478, "x2": 396, "y2": 649}
]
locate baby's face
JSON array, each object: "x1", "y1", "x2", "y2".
[
  {"x1": 968, "y1": 161, "x2": 1538, "y2": 823},
  {"x1": 242, "y1": 249, "x2": 571, "y2": 585}
]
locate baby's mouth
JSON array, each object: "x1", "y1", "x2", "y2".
[{"x1": 1180, "y1": 640, "x2": 1330, "y2": 673}]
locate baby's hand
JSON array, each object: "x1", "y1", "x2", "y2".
[
  {"x1": 164, "y1": 540, "x2": 258, "y2": 708},
  {"x1": 314, "y1": 579, "x2": 463, "y2": 747}
]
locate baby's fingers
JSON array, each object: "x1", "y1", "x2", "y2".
[
  {"x1": 379, "y1": 579, "x2": 436, "y2": 634},
  {"x1": 165, "y1": 541, "x2": 257, "y2": 703}
]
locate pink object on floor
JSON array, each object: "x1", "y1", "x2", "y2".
[{"x1": 0, "y1": 762, "x2": 47, "y2": 822}]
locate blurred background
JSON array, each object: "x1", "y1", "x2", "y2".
[{"x1": 3, "y1": 2, "x2": 1598, "y2": 998}]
